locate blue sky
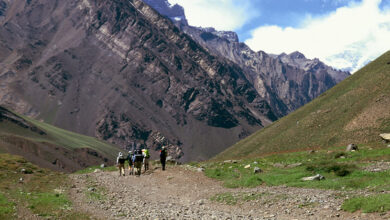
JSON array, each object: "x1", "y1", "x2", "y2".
[{"x1": 168, "y1": 0, "x2": 390, "y2": 72}]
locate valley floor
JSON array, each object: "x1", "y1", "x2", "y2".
[{"x1": 68, "y1": 165, "x2": 388, "y2": 220}]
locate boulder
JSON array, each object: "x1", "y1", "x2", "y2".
[
  {"x1": 380, "y1": 133, "x2": 390, "y2": 143},
  {"x1": 100, "y1": 164, "x2": 105, "y2": 168},
  {"x1": 254, "y1": 167, "x2": 262, "y2": 174},
  {"x1": 301, "y1": 174, "x2": 325, "y2": 181},
  {"x1": 346, "y1": 144, "x2": 358, "y2": 152},
  {"x1": 244, "y1": 164, "x2": 251, "y2": 169}
]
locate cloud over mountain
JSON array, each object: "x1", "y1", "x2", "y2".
[{"x1": 245, "y1": 0, "x2": 390, "y2": 72}]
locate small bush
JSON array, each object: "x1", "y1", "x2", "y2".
[{"x1": 305, "y1": 162, "x2": 355, "y2": 177}]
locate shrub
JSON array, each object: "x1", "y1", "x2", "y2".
[{"x1": 305, "y1": 162, "x2": 355, "y2": 177}]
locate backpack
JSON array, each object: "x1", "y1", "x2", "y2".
[
  {"x1": 160, "y1": 149, "x2": 167, "y2": 158},
  {"x1": 118, "y1": 155, "x2": 126, "y2": 164},
  {"x1": 133, "y1": 149, "x2": 143, "y2": 162},
  {"x1": 143, "y1": 149, "x2": 150, "y2": 158}
]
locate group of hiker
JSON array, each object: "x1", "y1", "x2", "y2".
[{"x1": 116, "y1": 145, "x2": 168, "y2": 176}]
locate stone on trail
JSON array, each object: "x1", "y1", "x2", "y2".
[
  {"x1": 94, "y1": 169, "x2": 101, "y2": 173},
  {"x1": 197, "y1": 168, "x2": 205, "y2": 172},
  {"x1": 254, "y1": 167, "x2": 262, "y2": 174},
  {"x1": 301, "y1": 174, "x2": 325, "y2": 181},
  {"x1": 244, "y1": 164, "x2": 251, "y2": 169},
  {"x1": 380, "y1": 133, "x2": 390, "y2": 143},
  {"x1": 346, "y1": 144, "x2": 358, "y2": 152}
]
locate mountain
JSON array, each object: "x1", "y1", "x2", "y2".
[
  {"x1": 0, "y1": 106, "x2": 119, "y2": 172},
  {"x1": 214, "y1": 51, "x2": 390, "y2": 160},
  {"x1": 0, "y1": 0, "x2": 277, "y2": 161},
  {"x1": 142, "y1": 0, "x2": 350, "y2": 117}
]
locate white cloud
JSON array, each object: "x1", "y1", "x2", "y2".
[
  {"x1": 167, "y1": 0, "x2": 256, "y2": 31},
  {"x1": 245, "y1": 0, "x2": 390, "y2": 72}
]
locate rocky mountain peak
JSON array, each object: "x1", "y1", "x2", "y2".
[
  {"x1": 288, "y1": 51, "x2": 306, "y2": 59},
  {"x1": 142, "y1": 0, "x2": 188, "y2": 26},
  {"x1": 142, "y1": 0, "x2": 239, "y2": 43}
]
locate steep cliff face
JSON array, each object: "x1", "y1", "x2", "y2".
[
  {"x1": 181, "y1": 25, "x2": 350, "y2": 116},
  {"x1": 0, "y1": 0, "x2": 275, "y2": 161},
  {"x1": 143, "y1": 0, "x2": 350, "y2": 116}
]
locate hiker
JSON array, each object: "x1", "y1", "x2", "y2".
[
  {"x1": 117, "y1": 152, "x2": 126, "y2": 176},
  {"x1": 127, "y1": 150, "x2": 134, "y2": 175},
  {"x1": 160, "y1": 146, "x2": 167, "y2": 171},
  {"x1": 132, "y1": 148, "x2": 143, "y2": 176},
  {"x1": 142, "y1": 148, "x2": 150, "y2": 171}
]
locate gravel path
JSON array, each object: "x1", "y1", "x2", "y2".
[{"x1": 69, "y1": 165, "x2": 389, "y2": 219}]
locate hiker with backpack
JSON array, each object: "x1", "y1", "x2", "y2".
[
  {"x1": 127, "y1": 150, "x2": 134, "y2": 175},
  {"x1": 132, "y1": 148, "x2": 143, "y2": 176},
  {"x1": 142, "y1": 148, "x2": 150, "y2": 171},
  {"x1": 160, "y1": 146, "x2": 167, "y2": 171},
  {"x1": 116, "y1": 152, "x2": 126, "y2": 176}
]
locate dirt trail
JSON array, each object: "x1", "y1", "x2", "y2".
[{"x1": 69, "y1": 165, "x2": 388, "y2": 219}]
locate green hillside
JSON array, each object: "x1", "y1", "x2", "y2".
[
  {"x1": 0, "y1": 106, "x2": 120, "y2": 172},
  {"x1": 215, "y1": 51, "x2": 390, "y2": 160}
]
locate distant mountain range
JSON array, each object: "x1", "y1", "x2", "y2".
[{"x1": 0, "y1": 0, "x2": 350, "y2": 162}]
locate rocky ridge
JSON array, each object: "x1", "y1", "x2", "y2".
[{"x1": 143, "y1": 0, "x2": 350, "y2": 116}]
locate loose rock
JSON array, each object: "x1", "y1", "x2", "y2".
[
  {"x1": 346, "y1": 144, "x2": 358, "y2": 152},
  {"x1": 301, "y1": 174, "x2": 325, "y2": 181},
  {"x1": 197, "y1": 168, "x2": 205, "y2": 172},
  {"x1": 254, "y1": 167, "x2": 263, "y2": 174},
  {"x1": 380, "y1": 133, "x2": 390, "y2": 143}
]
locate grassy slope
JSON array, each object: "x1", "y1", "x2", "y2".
[
  {"x1": 0, "y1": 154, "x2": 91, "y2": 219},
  {"x1": 215, "y1": 51, "x2": 390, "y2": 160},
  {"x1": 201, "y1": 145, "x2": 390, "y2": 213},
  {"x1": 0, "y1": 108, "x2": 119, "y2": 160}
]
